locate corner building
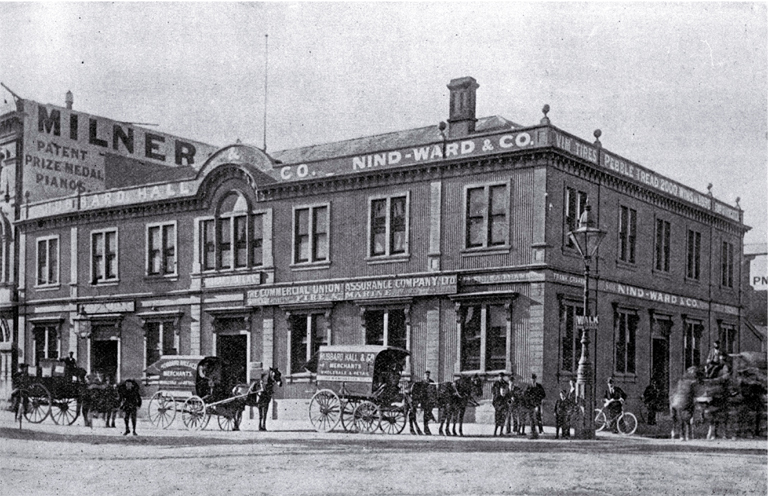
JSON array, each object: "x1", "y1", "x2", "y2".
[{"x1": 17, "y1": 77, "x2": 751, "y2": 423}]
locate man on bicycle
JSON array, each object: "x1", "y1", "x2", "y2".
[{"x1": 603, "y1": 377, "x2": 627, "y2": 432}]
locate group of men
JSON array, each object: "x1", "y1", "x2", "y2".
[{"x1": 491, "y1": 372, "x2": 547, "y2": 438}]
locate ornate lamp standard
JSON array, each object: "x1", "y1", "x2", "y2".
[{"x1": 567, "y1": 205, "x2": 606, "y2": 439}]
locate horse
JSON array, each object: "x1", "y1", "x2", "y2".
[
  {"x1": 694, "y1": 363, "x2": 734, "y2": 440},
  {"x1": 406, "y1": 375, "x2": 483, "y2": 436},
  {"x1": 437, "y1": 375, "x2": 484, "y2": 436},
  {"x1": 81, "y1": 374, "x2": 121, "y2": 428},
  {"x1": 670, "y1": 366, "x2": 700, "y2": 440},
  {"x1": 515, "y1": 385, "x2": 543, "y2": 439},
  {"x1": 246, "y1": 367, "x2": 282, "y2": 431}
]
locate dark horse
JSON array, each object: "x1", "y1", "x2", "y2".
[
  {"x1": 81, "y1": 374, "x2": 121, "y2": 428},
  {"x1": 245, "y1": 367, "x2": 283, "y2": 431},
  {"x1": 407, "y1": 375, "x2": 483, "y2": 436}
]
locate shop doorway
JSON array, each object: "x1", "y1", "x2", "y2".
[
  {"x1": 651, "y1": 338, "x2": 669, "y2": 407},
  {"x1": 216, "y1": 334, "x2": 247, "y2": 384},
  {"x1": 92, "y1": 340, "x2": 119, "y2": 383}
]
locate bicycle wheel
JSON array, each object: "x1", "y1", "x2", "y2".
[
  {"x1": 594, "y1": 409, "x2": 608, "y2": 432},
  {"x1": 617, "y1": 412, "x2": 638, "y2": 435}
]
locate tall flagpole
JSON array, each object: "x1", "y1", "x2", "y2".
[{"x1": 263, "y1": 34, "x2": 269, "y2": 152}]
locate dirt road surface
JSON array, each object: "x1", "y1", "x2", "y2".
[{"x1": 1, "y1": 414, "x2": 765, "y2": 495}]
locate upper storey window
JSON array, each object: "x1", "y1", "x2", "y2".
[
  {"x1": 293, "y1": 204, "x2": 329, "y2": 265},
  {"x1": 654, "y1": 218, "x2": 671, "y2": 272},
  {"x1": 686, "y1": 229, "x2": 702, "y2": 280},
  {"x1": 618, "y1": 206, "x2": 637, "y2": 264},
  {"x1": 465, "y1": 183, "x2": 508, "y2": 250},
  {"x1": 369, "y1": 194, "x2": 409, "y2": 258},
  {"x1": 147, "y1": 222, "x2": 176, "y2": 276},
  {"x1": 200, "y1": 193, "x2": 264, "y2": 272},
  {"x1": 92, "y1": 229, "x2": 118, "y2": 284},
  {"x1": 565, "y1": 187, "x2": 588, "y2": 249},
  {"x1": 36, "y1": 236, "x2": 59, "y2": 287}
]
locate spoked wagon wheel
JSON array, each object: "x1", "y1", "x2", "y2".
[
  {"x1": 309, "y1": 389, "x2": 341, "y2": 432},
  {"x1": 618, "y1": 412, "x2": 638, "y2": 435},
  {"x1": 217, "y1": 410, "x2": 242, "y2": 431},
  {"x1": 378, "y1": 406, "x2": 406, "y2": 435},
  {"x1": 50, "y1": 397, "x2": 79, "y2": 425},
  {"x1": 24, "y1": 383, "x2": 52, "y2": 424},
  {"x1": 148, "y1": 391, "x2": 177, "y2": 429},
  {"x1": 340, "y1": 399, "x2": 359, "y2": 433},
  {"x1": 182, "y1": 396, "x2": 210, "y2": 431},
  {"x1": 594, "y1": 409, "x2": 608, "y2": 432},
  {"x1": 353, "y1": 401, "x2": 380, "y2": 434}
]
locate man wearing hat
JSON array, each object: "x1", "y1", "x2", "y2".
[
  {"x1": 705, "y1": 340, "x2": 725, "y2": 378},
  {"x1": 491, "y1": 372, "x2": 511, "y2": 436},
  {"x1": 422, "y1": 370, "x2": 436, "y2": 430},
  {"x1": 603, "y1": 377, "x2": 627, "y2": 432},
  {"x1": 529, "y1": 373, "x2": 546, "y2": 435}
]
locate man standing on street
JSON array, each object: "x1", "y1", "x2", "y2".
[{"x1": 529, "y1": 373, "x2": 546, "y2": 435}]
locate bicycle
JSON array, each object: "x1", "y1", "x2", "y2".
[{"x1": 594, "y1": 400, "x2": 638, "y2": 435}]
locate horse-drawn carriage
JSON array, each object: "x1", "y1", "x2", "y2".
[
  {"x1": 13, "y1": 358, "x2": 86, "y2": 425},
  {"x1": 146, "y1": 355, "x2": 281, "y2": 431},
  {"x1": 307, "y1": 345, "x2": 410, "y2": 434}
]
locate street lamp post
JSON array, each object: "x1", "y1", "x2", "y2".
[{"x1": 567, "y1": 205, "x2": 606, "y2": 440}]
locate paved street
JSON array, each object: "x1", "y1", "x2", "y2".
[{"x1": 0, "y1": 411, "x2": 765, "y2": 496}]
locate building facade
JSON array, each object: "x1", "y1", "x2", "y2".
[{"x1": 11, "y1": 77, "x2": 752, "y2": 422}]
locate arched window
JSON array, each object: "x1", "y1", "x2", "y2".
[{"x1": 200, "y1": 192, "x2": 264, "y2": 272}]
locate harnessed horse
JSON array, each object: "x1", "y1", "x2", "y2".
[
  {"x1": 407, "y1": 375, "x2": 483, "y2": 436},
  {"x1": 246, "y1": 367, "x2": 283, "y2": 431}
]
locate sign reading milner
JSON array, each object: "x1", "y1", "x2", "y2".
[
  {"x1": 317, "y1": 351, "x2": 376, "y2": 382},
  {"x1": 23, "y1": 101, "x2": 218, "y2": 201},
  {"x1": 247, "y1": 275, "x2": 458, "y2": 306}
]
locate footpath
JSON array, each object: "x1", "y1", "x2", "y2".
[{"x1": 1, "y1": 408, "x2": 766, "y2": 453}]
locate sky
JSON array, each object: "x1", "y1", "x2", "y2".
[{"x1": 0, "y1": 2, "x2": 766, "y2": 245}]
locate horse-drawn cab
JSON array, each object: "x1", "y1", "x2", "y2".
[
  {"x1": 307, "y1": 345, "x2": 410, "y2": 434},
  {"x1": 13, "y1": 358, "x2": 88, "y2": 426}
]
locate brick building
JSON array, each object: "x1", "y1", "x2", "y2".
[{"x1": 9, "y1": 77, "x2": 753, "y2": 422}]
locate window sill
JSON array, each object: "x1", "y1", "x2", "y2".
[
  {"x1": 684, "y1": 277, "x2": 702, "y2": 286},
  {"x1": 286, "y1": 372, "x2": 316, "y2": 384},
  {"x1": 145, "y1": 274, "x2": 179, "y2": 282},
  {"x1": 365, "y1": 255, "x2": 410, "y2": 265},
  {"x1": 615, "y1": 259, "x2": 637, "y2": 271},
  {"x1": 461, "y1": 246, "x2": 510, "y2": 257},
  {"x1": 650, "y1": 269, "x2": 672, "y2": 280},
  {"x1": 34, "y1": 284, "x2": 61, "y2": 291},
  {"x1": 610, "y1": 373, "x2": 638, "y2": 384},
  {"x1": 290, "y1": 262, "x2": 331, "y2": 272},
  {"x1": 454, "y1": 369, "x2": 509, "y2": 380},
  {"x1": 90, "y1": 280, "x2": 119, "y2": 287}
]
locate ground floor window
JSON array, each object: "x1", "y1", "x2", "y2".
[
  {"x1": 289, "y1": 311, "x2": 329, "y2": 375},
  {"x1": 719, "y1": 322, "x2": 737, "y2": 355},
  {"x1": 560, "y1": 301, "x2": 584, "y2": 373},
  {"x1": 457, "y1": 302, "x2": 510, "y2": 373},
  {"x1": 145, "y1": 320, "x2": 178, "y2": 368},
  {"x1": 614, "y1": 309, "x2": 638, "y2": 374},
  {"x1": 33, "y1": 324, "x2": 59, "y2": 366},
  {"x1": 684, "y1": 318, "x2": 703, "y2": 370},
  {"x1": 364, "y1": 308, "x2": 407, "y2": 350}
]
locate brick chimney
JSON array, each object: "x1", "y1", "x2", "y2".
[{"x1": 447, "y1": 77, "x2": 479, "y2": 138}]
